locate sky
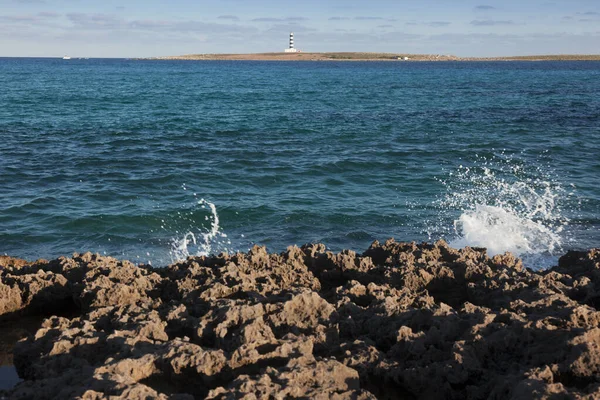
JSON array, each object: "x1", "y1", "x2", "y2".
[{"x1": 1, "y1": 0, "x2": 599, "y2": 58}]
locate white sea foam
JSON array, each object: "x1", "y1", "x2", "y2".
[
  {"x1": 451, "y1": 204, "x2": 562, "y2": 257},
  {"x1": 436, "y1": 154, "x2": 571, "y2": 269}
]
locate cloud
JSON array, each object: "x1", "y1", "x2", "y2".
[
  {"x1": 266, "y1": 24, "x2": 316, "y2": 33},
  {"x1": 471, "y1": 20, "x2": 516, "y2": 26},
  {"x1": 146, "y1": 20, "x2": 258, "y2": 35},
  {"x1": 0, "y1": 12, "x2": 60, "y2": 23},
  {"x1": 425, "y1": 31, "x2": 600, "y2": 56},
  {"x1": 62, "y1": 13, "x2": 259, "y2": 36},
  {"x1": 67, "y1": 13, "x2": 124, "y2": 29},
  {"x1": 217, "y1": 15, "x2": 239, "y2": 21},
  {"x1": 402, "y1": 21, "x2": 451, "y2": 27},
  {"x1": 251, "y1": 17, "x2": 307, "y2": 22},
  {"x1": 329, "y1": 17, "x2": 349, "y2": 21},
  {"x1": 429, "y1": 32, "x2": 521, "y2": 42},
  {"x1": 251, "y1": 17, "x2": 281, "y2": 22},
  {"x1": 564, "y1": 12, "x2": 599, "y2": 22},
  {"x1": 299, "y1": 30, "x2": 422, "y2": 48},
  {"x1": 475, "y1": 5, "x2": 496, "y2": 11},
  {"x1": 0, "y1": 15, "x2": 39, "y2": 22},
  {"x1": 428, "y1": 21, "x2": 451, "y2": 27},
  {"x1": 129, "y1": 20, "x2": 172, "y2": 29},
  {"x1": 37, "y1": 11, "x2": 60, "y2": 18},
  {"x1": 355, "y1": 16, "x2": 385, "y2": 21},
  {"x1": 379, "y1": 31, "x2": 423, "y2": 41},
  {"x1": 377, "y1": 25, "x2": 394, "y2": 28}
]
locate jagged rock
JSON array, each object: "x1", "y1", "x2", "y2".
[
  {"x1": 1, "y1": 242, "x2": 600, "y2": 399},
  {"x1": 0, "y1": 279, "x2": 23, "y2": 315}
]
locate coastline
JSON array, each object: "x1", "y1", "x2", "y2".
[
  {"x1": 147, "y1": 52, "x2": 600, "y2": 62},
  {"x1": 2, "y1": 240, "x2": 600, "y2": 398}
]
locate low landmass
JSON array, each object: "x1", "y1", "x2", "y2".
[
  {"x1": 149, "y1": 52, "x2": 600, "y2": 61},
  {"x1": 1, "y1": 240, "x2": 600, "y2": 398}
]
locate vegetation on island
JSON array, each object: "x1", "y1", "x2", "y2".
[{"x1": 149, "y1": 52, "x2": 600, "y2": 62}]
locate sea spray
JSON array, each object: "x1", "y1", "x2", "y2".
[
  {"x1": 434, "y1": 153, "x2": 571, "y2": 268},
  {"x1": 168, "y1": 198, "x2": 231, "y2": 262},
  {"x1": 451, "y1": 204, "x2": 562, "y2": 258}
]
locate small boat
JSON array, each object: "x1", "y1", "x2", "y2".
[{"x1": 62, "y1": 56, "x2": 71, "y2": 60}]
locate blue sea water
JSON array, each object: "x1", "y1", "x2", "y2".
[{"x1": 1, "y1": 58, "x2": 599, "y2": 268}]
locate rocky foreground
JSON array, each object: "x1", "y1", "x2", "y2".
[{"x1": 1, "y1": 240, "x2": 600, "y2": 399}]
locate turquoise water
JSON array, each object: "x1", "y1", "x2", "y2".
[{"x1": 1, "y1": 58, "x2": 599, "y2": 267}]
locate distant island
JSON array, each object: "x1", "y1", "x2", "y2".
[{"x1": 148, "y1": 52, "x2": 600, "y2": 62}]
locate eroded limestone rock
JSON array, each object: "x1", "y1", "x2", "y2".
[{"x1": 2, "y1": 241, "x2": 600, "y2": 399}]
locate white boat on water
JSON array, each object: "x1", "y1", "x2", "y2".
[{"x1": 62, "y1": 56, "x2": 71, "y2": 60}]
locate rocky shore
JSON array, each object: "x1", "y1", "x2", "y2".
[{"x1": 1, "y1": 240, "x2": 600, "y2": 399}]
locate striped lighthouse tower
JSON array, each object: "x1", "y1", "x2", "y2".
[{"x1": 284, "y1": 32, "x2": 299, "y2": 52}]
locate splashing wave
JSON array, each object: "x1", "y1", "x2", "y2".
[
  {"x1": 435, "y1": 154, "x2": 571, "y2": 268},
  {"x1": 168, "y1": 198, "x2": 230, "y2": 262}
]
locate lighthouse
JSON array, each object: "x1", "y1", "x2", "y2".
[{"x1": 284, "y1": 32, "x2": 299, "y2": 53}]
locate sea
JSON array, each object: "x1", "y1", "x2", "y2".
[{"x1": 1, "y1": 58, "x2": 599, "y2": 269}]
